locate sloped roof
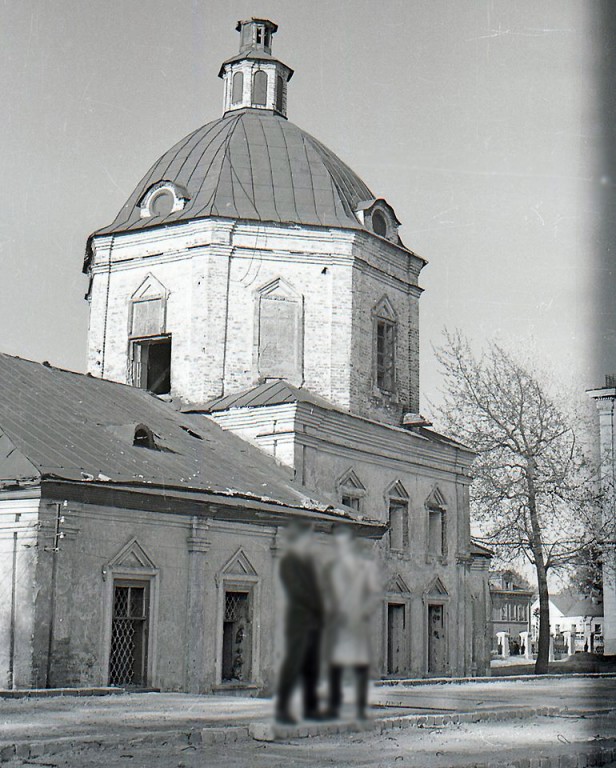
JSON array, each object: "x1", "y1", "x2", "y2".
[
  {"x1": 470, "y1": 539, "x2": 494, "y2": 558},
  {"x1": 199, "y1": 379, "x2": 472, "y2": 452},
  {"x1": 551, "y1": 593, "x2": 603, "y2": 618},
  {"x1": 0, "y1": 353, "x2": 380, "y2": 526},
  {"x1": 90, "y1": 109, "x2": 375, "y2": 241},
  {"x1": 201, "y1": 379, "x2": 333, "y2": 413}
]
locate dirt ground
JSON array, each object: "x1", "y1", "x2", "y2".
[{"x1": 6, "y1": 713, "x2": 616, "y2": 768}]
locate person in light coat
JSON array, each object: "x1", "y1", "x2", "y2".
[{"x1": 324, "y1": 524, "x2": 380, "y2": 720}]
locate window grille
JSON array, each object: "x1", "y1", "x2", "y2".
[
  {"x1": 225, "y1": 592, "x2": 248, "y2": 622},
  {"x1": 109, "y1": 583, "x2": 148, "y2": 686}
]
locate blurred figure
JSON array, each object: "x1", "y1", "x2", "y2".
[
  {"x1": 275, "y1": 521, "x2": 324, "y2": 725},
  {"x1": 325, "y1": 524, "x2": 379, "y2": 720}
]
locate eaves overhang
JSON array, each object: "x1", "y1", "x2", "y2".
[{"x1": 41, "y1": 477, "x2": 386, "y2": 538}]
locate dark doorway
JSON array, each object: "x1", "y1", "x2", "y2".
[
  {"x1": 222, "y1": 591, "x2": 251, "y2": 682},
  {"x1": 131, "y1": 336, "x2": 171, "y2": 394},
  {"x1": 387, "y1": 603, "x2": 406, "y2": 675},
  {"x1": 109, "y1": 582, "x2": 149, "y2": 686},
  {"x1": 428, "y1": 604, "x2": 446, "y2": 674}
]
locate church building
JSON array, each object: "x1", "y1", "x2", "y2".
[{"x1": 0, "y1": 19, "x2": 491, "y2": 693}]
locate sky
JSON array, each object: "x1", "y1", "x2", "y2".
[{"x1": 1, "y1": 0, "x2": 613, "y2": 414}]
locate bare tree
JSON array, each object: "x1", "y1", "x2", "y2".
[{"x1": 434, "y1": 331, "x2": 602, "y2": 674}]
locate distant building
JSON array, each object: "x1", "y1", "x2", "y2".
[
  {"x1": 588, "y1": 375, "x2": 616, "y2": 655},
  {"x1": 489, "y1": 571, "x2": 532, "y2": 655},
  {"x1": 530, "y1": 594, "x2": 604, "y2": 656}
]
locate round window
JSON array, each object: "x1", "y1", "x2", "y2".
[
  {"x1": 372, "y1": 210, "x2": 387, "y2": 237},
  {"x1": 150, "y1": 189, "x2": 175, "y2": 218}
]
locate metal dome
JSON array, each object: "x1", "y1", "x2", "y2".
[{"x1": 94, "y1": 109, "x2": 376, "y2": 237}]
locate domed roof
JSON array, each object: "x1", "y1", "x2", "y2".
[{"x1": 95, "y1": 109, "x2": 376, "y2": 237}]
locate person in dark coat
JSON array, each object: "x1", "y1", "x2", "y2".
[{"x1": 275, "y1": 521, "x2": 324, "y2": 724}]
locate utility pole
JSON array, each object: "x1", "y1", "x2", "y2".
[
  {"x1": 45, "y1": 502, "x2": 65, "y2": 688},
  {"x1": 8, "y1": 513, "x2": 20, "y2": 689}
]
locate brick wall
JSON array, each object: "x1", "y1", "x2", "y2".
[{"x1": 87, "y1": 219, "x2": 424, "y2": 426}]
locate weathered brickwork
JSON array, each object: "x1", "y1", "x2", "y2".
[{"x1": 87, "y1": 219, "x2": 421, "y2": 425}]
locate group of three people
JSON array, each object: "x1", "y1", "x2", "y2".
[{"x1": 275, "y1": 521, "x2": 380, "y2": 724}]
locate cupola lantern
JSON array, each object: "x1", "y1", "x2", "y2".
[{"x1": 219, "y1": 18, "x2": 293, "y2": 118}]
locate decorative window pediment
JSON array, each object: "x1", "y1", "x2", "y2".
[
  {"x1": 337, "y1": 468, "x2": 365, "y2": 493},
  {"x1": 424, "y1": 576, "x2": 449, "y2": 599},
  {"x1": 337, "y1": 468, "x2": 365, "y2": 512},
  {"x1": 103, "y1": 538, "x2": 157, "y2": 580},
  {"x1": 373, "y1": 296, "x2": 396, "y2": 322},
  {"x1": 386, "y1": 479, "x2": 408, "y2": 501},
  {"x1": 131, "y1": 274, "x2": 169, "y2": 302},
  {"x1": 386, "y1": 574, "x2": 411, "y2": 595},
  {"x1": 425, "y1": 486, "x2": 447, "y2": 510},
  {"x1": 221, "y1": 548, "x2": 258, "y2": 578}
]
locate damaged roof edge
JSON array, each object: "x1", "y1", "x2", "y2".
[{"x1": 43, "y1": 477, "x2": 386, "y2": 535}]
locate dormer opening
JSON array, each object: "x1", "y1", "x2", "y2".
[
  {"x1": 133, "y1": 424, "x2": 157, "y2": 450},
  {"x1": 372, "y1": 210, "x2": 388, "y2": 238}
]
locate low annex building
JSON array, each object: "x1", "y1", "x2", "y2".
[
  {"x1": 0, "y1": 353, "x2": 381, "y2": 691},
  {"x1": 1, "y1": 18, "x2": 493, "y2": 692}
]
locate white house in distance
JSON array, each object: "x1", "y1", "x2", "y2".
[{"x1": 530, "y1": 594, "x2": 604, "y2": 656}]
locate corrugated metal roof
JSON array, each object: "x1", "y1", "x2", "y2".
[
  {"x1": 91, "y1": 109, "x2": 374, "y2": 239},
  {"x1": 0, "y1": 353, "x2": 374, "y2": 520}
]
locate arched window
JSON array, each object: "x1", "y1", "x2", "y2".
[
  {"x1": 232, "y1": 71, "x2": 244, "y2": 105},
  {"x1": 275, "y1": 75, "x2": 284, "y2": 113},
  {"x1": 252, "y1": 70, "x2": 268, "y2": 107},
  {"x1": 372, "y1": 210, "x2": 388, "y2": 237}
]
